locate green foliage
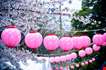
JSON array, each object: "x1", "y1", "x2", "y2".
[
  {"x1": 71, "y1": 19, "x2": 84, "y2": 30},
  {"x1": 75, "y1": 7, "x2": 92, "y2": 16},
  {"x1": 71, "y1": 0, "x2": 106, "y2": 36}
]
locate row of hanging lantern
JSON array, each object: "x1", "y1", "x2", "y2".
[
  {"x1": 49, "y1": 44, "x2": 100, "y2": 63},
  {"x1": 52, "y1": 57, "x2": 96, "y2": 70},
  {"x1": 1, "y1": 25, "x2": 106, "y2": 51}
]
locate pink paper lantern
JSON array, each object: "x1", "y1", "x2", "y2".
[
  {"x1": 1, "y1": 27, "x2": 21, "y2": 48},
  {"x1": 92, "y1": 44, "x2": 100, "y2": 52},
  {"x1": 80, "y1": 36, "x2": 91, "y2": 48},
  {"x1": 89, "y1": 60, "x2": 93, "y2": 63},
  {"x1": 44, "y1": 34, "x2": 59, "y2": 51},
  {"x1": 54, "y1": 56, "x2": 60, "y2": 63},
  {"x1": 66, "y1": 65, "x2": 69, "y2": 70},
  {"x1": 93, "y1": 34, "x2": 104, "y2": 46},
  {"x1": 72, "y1": 37, "x2": 82, "y2": 50},
  {"x1": 60, "y1": 66, "x2": 64, "y2": 70},
  {"x1": 55, "y1": 66, "x2": 59, "y2": 70},
  {"x1": 70, "y1": 65, "x2": 75, "y2": 69},
  {"x1": 66, "y1": 54, "x2": 72, "y2": 61},
  {"x1": 85, "y1": 47, "x2": 93, "y2": 55},
  {"x1": 85, "y1": 61, "x2": 88, "y2": 65},
  {"x1": 60, "y1": 56, "x2": 67, "y2": 62},
  {"x1": 92, "y1": 58, "x2": 96, "y2": 61},
  {"x1": 25, "y1": 32, "x2": 43, "y2": 49},
  {"x1": 78, "y1": 50, "x2": 86, "y2": 58},
  {"x1": 81, "y1": 62, "x2": 85, "y2": 66},
  {"x1": 102, "y1": 33, "x2": 106, "y2": 46},
  {"x1": 75, "y1": 63, "x2": 80, "y2": 68},
  {"x1": 70, "y1": 53, "x2": 77, "y2": 60},
  {"x1": 59, "y1": 37, "x2": 73, "y2": 51},
  {"x1": 49, "y1": 57, "x2": 55, "y2": 63}
]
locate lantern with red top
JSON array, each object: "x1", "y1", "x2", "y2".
[
  {"x1": 92, "y1": 44, "x2": 101, "y2": 52},
  {"x1": 78, "y1": 50, "x2": 86, "y2": 58},
  {"x1": 85, "y1": 47, "x2": 93, "y2": 55},
  {"x1": 43, "y1": 33, "x2": 59, "y2": 51},
  {"x1": 72, "y1": 36, "x2": 82, "y2": 50},
  {"x1": 1, "y1": 24, "x2": 21, "y2": 48},
  {"x1": 79, "y1": 35, "x2": 91, "y2": 48},
  {"x1": 103, "y1": 33, "x2": 106, "y2": 46},
  {"x1": 25, "y1": 28, "x2": 43, "y2": 50},
  {"x1": 59, "y1": 34, "x2": 73, "y2": 52},
  {"x1": 92, "y1": 33, "x2": 104, "y2": 46}
]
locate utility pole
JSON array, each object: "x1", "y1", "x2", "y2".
[{"x1": 59, "y1": 1, "x2": 64, "y2": 36}]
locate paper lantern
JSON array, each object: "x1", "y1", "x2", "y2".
[
  {"x1": 49, "y1": 57, "x2": 55, "y2": 63},
  {"x1": 89, "y1": 60, "x2": 93, "y2": 63},
  {"x1": 85, "y1": 61, "x2": 88, "y2": 65},
  {"x1": 78, "y1": 50, "x2": 86, "y2": 58},
  {"x1": 55, "y1": 66, "x2": 59, "y2": 70},
  {"x1": 60, "y1": 66, "x2": 63, "y2": 70},
  {"x1": 93, "y1": 34, "x2": 104, "y2": 46},
  {"x1": 59, "y1": 37, "x2": 73, "y2": 51},
  {"x1": 44, "y1": 34, "x2": 59, "y2": 51},
  {"x1": 60, "y1": 56, "x2": 67, "y2": 62},
  {"x1": 66, "y1": 54, "x2": 72, "y2": 61},
  {"x1": 70, "y1": 65, "x2": 75, "y2": 69},
  {"x1": 92, "y1": 58, "x2": 96, "y2": 61},
  {"x1": 80, "y1": 36, "x2": 91, "y2": 48},
  {"x1": 85, "y1": 47, "x2": 93, "y2": 55},
  {"x1": 92, "y1": 44, "x2": 100, "y2": 52},
  {"x1": 103, "y1": 33, "x2": 106, "y2": 46},
  {"x1": 54, "y1": 56, "x2": 60, "y2": 63},
  {"x1": 70, "y1": 53, "x2": 77, "y2": 60},
  {"x1": 81, "y1": 62, "x2": 85, "y2": 66},
  {"x1": 72, "y1": 37, "x2": 82, "y2": 50},
  {"x1": 1, "y1": 26, "x2": 21, "y2": 48},
  {"x1": 25, "y1": 32, "x2": 43, "y2": 49},
  {"x1": 60, "y1": 56, "x2": 64, "y2": 62},
  {"x1": 75, "y1": 63, "x2": 80, "y2": 68},
  {"x1": 66, "y1": 65, "x2": 69, "y2": 70}
]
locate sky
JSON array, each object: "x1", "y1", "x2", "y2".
[
  {"x1": 62, "y1": 0, "x2": 82, "y2": 14},
  {"x1": 61, "y1": 0, "x2": 82, "y2": 31}
]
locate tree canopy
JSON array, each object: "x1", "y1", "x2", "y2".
[{"x1": 71, "y1": 0, "x2": 106, "y2": 31}]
